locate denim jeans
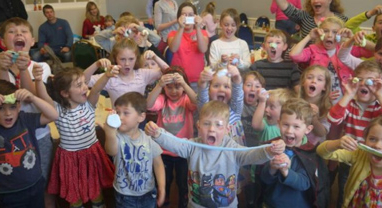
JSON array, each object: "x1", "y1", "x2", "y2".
[
  {"x1": 115, "y1": 188, "x2": 157, "y2": 208},
  {"x1": 31, "y1": 49, "x2": 72, "y2": 63},
  {"x1": 0, "y1": 177, "x2": 45, "y2": 208},
  {"x1": 275, "y1": 20, "x2": 298, "y2": 35}
]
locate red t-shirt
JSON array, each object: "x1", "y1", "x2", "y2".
[{"x1": 82, "y1": 16, "x2": 105, "y2": 38}]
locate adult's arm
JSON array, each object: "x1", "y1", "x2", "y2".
[{"x1": 64, "y1": 20, "x2": 74, "y2": 48}]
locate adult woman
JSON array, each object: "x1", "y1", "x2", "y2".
[
  {"x1": 273, "y1": 0, "x2": 348, "y2": 39},
  {"x1": 82, "y1": 1, "x2": 105, "y2": 39},
  {"x1": 154, "y1": 0, "x2": 179, "y2": 53}
]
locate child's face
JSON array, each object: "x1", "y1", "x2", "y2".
[
  {"x1": 365, "y1": 124, "x2": 382, "y2": 169},
  {"x1": 115, "y1": 104, "x2": 145, "y2": 134},
  {"x1": 372, "y1": 15, "x2": 382, "y2": 39},
  {"x1": 374, "y1": 49, "x2": 382, "y2": 68},
  {"x1": 105, "y1": 20, "x2": 114, "y2": 27},
  {"x1": 220, "y1": 15, "x2": 237, "y2": 40},
  {"x1": 62, "y1": 75, "x2": 88, "y2": 108},
  {"x1": 243, "y1": 75, "x2": 262, "y2": 105},
  {"x1": 356, "y1": 71, "x2": 380, "y2": 104},
  {"x1": 278, "y1": 113, "x2": 313, "y2": 147},
  {"x1": 263, "y1": 36, "x2": 287, "y2": 62},
  {"x1": 116, "y1": 48, "x2": 137, "y2": 76},
  {"x1": 2, "y1": 23, "x2": 34, "y2": 52},
  {"x1": 0, "y1": 103, "x2": 20, "y2": 128},
  {"x1": 303, "y1": 68, "x2": 326, "y2": 99},
  {"x1": 320, "y1": 22, "x2": 341, "y2": 50},
  {"x1": 144, "y1": 59, "x2": 159, "y2": 70},
  {"x1": 164, "y1": 83, "x2": 184, "y2": 102},
  {"x1": 209, "y1": 76, "x2": 232, "y2": 104},
  {"x1": 181, "y1": 6, "x2": 195, "y2": 31},
  {"x1": 264, "y1": 97, "x2": 282, "y2": 125},
  {"x1": 197, "y1": 114, "x2": 228, "y2": 146},
  {"x1": 310, "y1": 0, "x2": 331, "y2": 16}
]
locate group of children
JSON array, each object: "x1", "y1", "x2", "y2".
[{"x1": 1, "y1": 2, "x2": 382, "y2": 208}]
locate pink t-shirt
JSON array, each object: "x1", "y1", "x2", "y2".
[
  {"x1": 168, "y1": 29, "x2": 208, "y2": 83},
  {"x1": 270, "y1": 0, "x2": 301, "y2": 21},
  {"x1": 149, "y1": 94, "x2": 196, "y2": 156},
  {"x1": 88, "y1": 68, "x2": 161, "y2": 105}
]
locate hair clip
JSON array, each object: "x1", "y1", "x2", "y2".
[
  {"x1": 3, "y1": 93, "x2": 17, "y2": 104},
  {"x1": 107, "y1": 113, "x2": 121, "y2": 128},
  {"x1": 352, "y1": 77, "x2": 359, "y2": 83},
  {"x1": 269, "y1": 42, "x2": 277, "y2": 49},
  {"x1": 335, "y1": 34, "x2": 341, "y2": 42},
  {"x1": 365, "y1": 79, "x2": 373, "y2": 86}
]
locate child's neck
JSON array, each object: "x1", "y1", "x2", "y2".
[
  {"x1": 267, "y1": 57, "x2": 284, "y2": 63},
  {"x1": 125, "y1": 128, "x2": 141, "y2": 140},
  {"x1": 304, "y1": 95, "x2": 321, "y2": 106},
  {"x1": 371, "y1": 165, "x2": 382, "y2": 176},
  {"x1": 220, "y1": 36, "x2": 237, "y2": 42}
]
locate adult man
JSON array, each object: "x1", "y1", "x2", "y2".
[{"x1": 32, "y1": 4, "x2": 73, "y2": 62}]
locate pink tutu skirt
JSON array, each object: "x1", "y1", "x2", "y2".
[{"x1": 48, "y1": 141, "x2": 115, "y2": 203}]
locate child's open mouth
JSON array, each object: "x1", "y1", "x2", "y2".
[
  {"x1": 217, "y1": 95, "x2": 225, "y2": 102},
  {"x1": 285, "y1": 136, "x2": 295, "y2": 145},
  {"x1": 309, "y1": 85, "x2": 316, "y2": 93},
  {"x1": 207, "y1": 136, "x2": 216, "y2": 145},
  {"x1": 314, "y1": 4, "x2": 322, "y2": 10},
  {"x1": 14, "y1": 40, "x2": 25, "y2": 51},
  {"x1": 360, "y1": 89, "x2": 369, "y2": 95},
  {"x1": 270, "y1": 49, "x2": 276, "y2": 56}
]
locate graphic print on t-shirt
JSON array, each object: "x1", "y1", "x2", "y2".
[{"x1": 162, "y1": 105, "x2": 185, "y2": 136}]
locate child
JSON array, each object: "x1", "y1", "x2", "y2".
[
  {"x1": 317, "y1": 116, "x2": 382, "y2": 207},
  {"x1": 168, "y1": 1, "x2": 209, "y2": 90},
  {"x1": 252, "y1": 88, "x2": 296, "y2": 143},
  {"x1": 94, "y1": 16, "x2": 162, "y2": 56},
  {"x1": 198, "y1": 65, "x2": 245, "y2": 145},
  {"x1": 327, "y1": 60, "x2": 382, "y2": 208},
  {"x1": 145, "y1": 100, "x2": 286, "y2": 208},
  {"x1": 103, "y1": 92, "x2": 165, "y2": 207},
  {"x1": 289, "y1": 16, "x2": 369, "y2": 104},
  {"x1": 104, "y1": 14, "x2": 115, "y2": 31},
  {"x1": 0, "y1": 17, "x2": 55, "y2": 207},
  {"x1": 209, "y1": 8, "x2": 250, "y2": 72},
  {"x1": 85, "y1": 38, "x2": 168, "y2": 106},
  {"x1": 0, "y1": 80, "x2": 58, "y2": 207},
  {"x1": 33, "y1": 66, "x2": 116, "y2": 207},
  {"x1": 345, "y1": 4, "x2": 382, "y2": 43},
  {"x1": 242, "y1": 71, "x2": 266, "y2": 147},
  {"x1": 147, "y1": 66, "x2": 197, "y2": 207},
  {"x1": 299, "y1": 65, "x2": 332, "y2": 145},
  {"x1": 249, "y1": 29, "x2": 300, "y2": 92},
  {"x1": 261, "y1": 98, "x2": 330, "y2": 208}
]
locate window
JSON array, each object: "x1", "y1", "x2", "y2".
[{"x1": 24, "y1": 0, "x2": 88, "y2": 4}]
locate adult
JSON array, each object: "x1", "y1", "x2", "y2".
[
  {"x1": 146, "y1": 0, "x2": 159, "y2": 25},
  {"x1": 270, "y1": 0, "x2": 301, "y2": 35},
  {"x1": 31, "y1": 5, "x2": 73, "y2": 63},
  {"x1": 154, "y1": 0, "x2": 179, "y2": 53},
  {"x1": 82, "y1": 1, "x2": 105, "y2": 39},
  {"x1": 272, "y1": 0, "x2": 348, "y2": 39}
]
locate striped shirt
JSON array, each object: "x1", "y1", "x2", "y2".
[
  {"x1": 54, "y1": 101, "x2": 97, "y2": 151},
  {"x1": 327, "y1": 100, "x2": 382, "y2": 142},
  {"x1": 283, "y1": 4, "x2": 348, "y2": 40}
]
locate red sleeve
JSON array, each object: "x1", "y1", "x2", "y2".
[
  {"x1": 270, "y1": 0, "x2": 278, "y2": 14},
  {"x1": 82, "y1": 19, "x2": 91, "y2": 38},
  {"x1": 100, "y1": 16, "x2": 105, "y2": 29},
  {"x1": 327, "y1": 102, "x2": 348, "y2": 125},
  {"x1": 350, "y1": 46, "x2": 374, "y2": 59}
]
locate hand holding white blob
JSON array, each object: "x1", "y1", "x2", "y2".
[
  {"x1": 335, "y1": 34, "x2": 341, "y2": 42},
  {"x1": 261, "y1": 88, "x2": 269, "y2": 99},
  {"x1": 231, "y1": 58, "x2": 238, "y2": 65},
  {"x1": 365, "y1": 79, "x2": 373, "y2": 86}
]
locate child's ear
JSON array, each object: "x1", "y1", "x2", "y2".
[
  {"x1": 60, "y1": 90, "x2": 69, "y2": 98},
  {"x1": 0, "y1": 38, "x2": 5, "y2": 47},
  {"x1": 31, "y1": 37, "x2": 35, "y2": 47},
  {"x1": 282, "y1": 43, "x2": 288, "y2": 51},
  {"x1": 305, "y1": 124, "x2": 314, "y2": 135},
  {"x1": 196, "y1": 120, "x2": 200, "y2": 130},
  {"x1": 138, "y1": 112, "x2": 146, "y2": 123}
]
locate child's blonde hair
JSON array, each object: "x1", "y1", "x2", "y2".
[
  {"x1": 319, "y1": 16, "x2": 345, "y2": 29},
  {"x1": 115, "y1": 16, "x2": 139, "y2": 28},
  {"x1": 201, "y1": 2, "x2": 216, "y2": 17},
  {"x1": 281, "y1": 98, "x2": 315, "y2": 126},
  {"x1": 105, "y1": 15, "x2": 115, "y2": 23},
  {"x1": 268, "y1": 88, "x2": 296, "y2": 106},
  {"x1": 354, "y1": 60, "x2": 382, "y2": 77},
  {"x1": 0, "y1": 17, "x2": 33, "y2": 38},
  {"x1": 264, "y1": 29, "x2": 287, "y2": 45},
  {"x1": 243, "y1": 71, "x2": 266, "y2": 88},
  {"x1": 363, "y1": 116, "x2": 382, "y2": 139},
  {"x1": 199, "y1": 100, "x2": 230, "y2": 124},
  {"x1": 299, "y1": 65, "x2": 332, "y2": 119},
  {"x1": 110, "y1": 38, "x2": 141, "y2": 69}
]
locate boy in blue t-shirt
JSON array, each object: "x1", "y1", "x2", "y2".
[{"x1": 0, "y1": 80, "x2": 58, "y2": 207}]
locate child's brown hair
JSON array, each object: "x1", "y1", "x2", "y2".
[
  {"x1": 161, "y1": 66, "x2": 190, "y2": 95},
  {"x1": 243, "y1": 71, "x2": 266, "y2": 88},
  {"x1": 114, "y1": 91, "x2": 147, "y2": 114},
  {"x1": 0, "y1": 17, "x2": 33, "y2": 38},
  {"x1": 219, "y1": 8, "x2": 240, "y2": 32},
  {"x1": 281, "y1": 98, "x2": 315, "y2": 126},
  {"x1": 264, "y1": 29, "x2": 287, "y2": 45},
  {"x1": 354, "y1": 60, "x2": 382, "y2": 77}
]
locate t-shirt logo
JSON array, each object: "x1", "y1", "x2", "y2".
[{"x1": 162, "y1": 105, "x2": 185, "y2": 136}]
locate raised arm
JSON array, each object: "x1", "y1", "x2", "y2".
[
  {"x1": 32, "y1": 64, "x2": 54, "y2": 106},
  {"x1": 168, "y1": 16, "x2": 185, "y2": 53},
  {"x1": 272, "y1": 0, "x2": 289, "y2": 11},
  {"x1": 194, "y1": 15, "x2": 209, "y2": 53},
  {"x1": 103, "y1": 112, "x2": 119, "y2": 156},
  {"x1": 84, "y1": 58, "x2": 111, "y2": 83},
  {"x1": 87, "y1": 65, "x2": 119, "y2": 106},
  {"x1": 251, "y1": 88, "x2": 268, "y2": 131},
  {"x1": 290, "y1": 28, "x2": 322, "y2": 58}
]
